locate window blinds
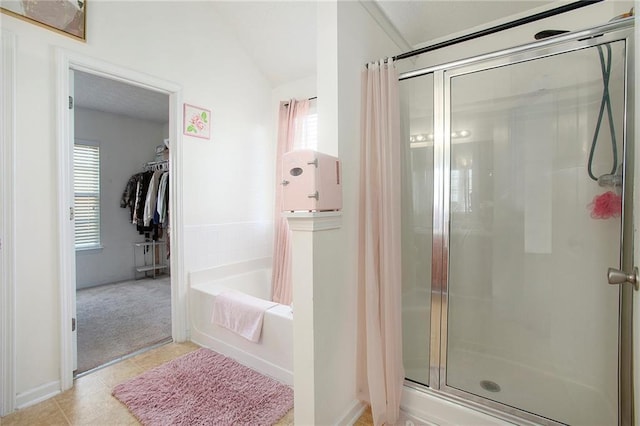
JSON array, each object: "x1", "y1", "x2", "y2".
[{"x1": 74, "y1": 144, "x2": 100, "y2": 249}]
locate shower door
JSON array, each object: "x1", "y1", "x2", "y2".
[
  {"x1": 400, "y1": 73, "x2": 435, "y2": 387},
  {"x1": 400, "y1": 21, "x2": 634, "y2": 426}
]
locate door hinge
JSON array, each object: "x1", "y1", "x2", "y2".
[
  {"x1": 72, "y1": 317, "x2": 76, "y2": 332},
  {"x1": 68, "y1": 96, "x2": 74, "y2": 110},
  {"x1": 70, "y1": 206, "x2": 74, "y2": 221}
]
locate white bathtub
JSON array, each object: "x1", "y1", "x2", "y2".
[{"x1": 189, "y1": 257, "x2": 293, "y2": 385}]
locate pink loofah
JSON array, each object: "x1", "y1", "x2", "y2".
[{"x1": 588, "y1": 191, "x2": 622, "y2": 219}]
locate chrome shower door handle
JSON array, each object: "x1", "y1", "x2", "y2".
[{"x1": 607, "y1": 267, "x2": 639, "y2": 291}]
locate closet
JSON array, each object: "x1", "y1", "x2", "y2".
[{"x1": 122, "y1": 144, "x2": 170, "y2": 279}]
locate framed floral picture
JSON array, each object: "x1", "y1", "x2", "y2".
[
  {"x1": 183, "y1": 104, "x2": 211, "y2": 140},
  {"x1": 0, "y1": 0, "x2": 86, "y2": 41}
]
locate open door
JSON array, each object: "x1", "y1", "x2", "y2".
[{"x1": 69, "y1": 68, "x2": 78, "y2": 373}]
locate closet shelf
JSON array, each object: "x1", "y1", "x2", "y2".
[
  {"x1": 134, "y1": 240, "x2": 165, "y2": 247},
  {"x1": 133, "y1": 240, "x2": 168, "y2": 279},
  {"x1": 136, "y1": 265, "x2": 168, "y2": 273}
]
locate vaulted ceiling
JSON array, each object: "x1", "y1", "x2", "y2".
[{"x1": 74, "y1": 1, "x2": 559, "y2": 123}]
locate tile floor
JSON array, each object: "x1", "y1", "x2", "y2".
[{"x1": 0, "y1": 341, "x2": 306, "y2": 426}]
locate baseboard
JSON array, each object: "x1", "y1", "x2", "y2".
[
  {"x1": 337, "y1": 399, "x2": 367, "y2": 426},
  {"x1": 15, "y1": 381, "x2": 60, "y2": 410}
]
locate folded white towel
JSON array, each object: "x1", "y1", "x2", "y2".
[{"x1": 212, "y1": 290, "x2": 278, "y2": 342}]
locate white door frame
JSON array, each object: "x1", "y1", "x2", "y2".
[
  {"x1": 634, "y1": 4, "x2": 640, "y2": 419},
  {"x1": 0, "y1": 29, "x2": 17, "y2": 417},
  {"x1": 55, "y1": 49, "x2": 187, "y2": 391}
]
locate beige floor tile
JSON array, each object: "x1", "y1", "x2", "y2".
[
  {"x1": 2, "y1": 342, "x2": 304, "y2": 426},
  {"x1": 1, "y1": 399, "x2": 69, "y2": 426},
  {"x1": 90, "y1": 358, "x2": 145, "y2": 389},
  {"x1": 54, "y1": 372, "x2": 109, "y2": 409},
  {"x1": 128, "y1": 341, "x2": 200, "y2": 371},
  {"x1": 58, "y1": 393, "x2": 139, "y2": 426},
  {"x1": 354, "y1": 406, "x2": 374, "y2": 426},
  {"x1": 274, "y1": 408, "x2": 294, "y2": 425}
]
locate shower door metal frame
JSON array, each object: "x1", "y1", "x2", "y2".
[{"x1": 401, "y1": 17, "x2": 635, "y2": 426}]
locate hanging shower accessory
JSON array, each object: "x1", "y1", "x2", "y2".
[
  {"x1": 585, "y1": 10, "x2": 634, "y2": 219},
  {"x1": 534, "y1": 28, "x2": 623, "y2": 219},
  {"x1": 586, "y1": 42, "x2": 623, "y2": 219},
  {"x1": 587, "y1": 43, "x2": 619, "y2": 185},
  {"x1": 533, "y1": 30, "x2": 619, "y2": 185}
]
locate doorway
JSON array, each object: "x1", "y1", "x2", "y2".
[
  {"x1": 56, "y1": 49, "x2": 186, "y2": 391},
  {"x1": 72, "y1": 71, "x2": 172, "y2": 375},
  {"x1": 399, "y1": 20, "x2": 634, "y2": 425}
]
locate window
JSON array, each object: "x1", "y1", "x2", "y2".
[
  {"x1": 74, "y1": 143, "x2": 101, "y2": 249},
  {"x1": 297, "y1": 112, "x2": 318, "y2": 150},
  {"x1": 293, "y1": 101, "x2": 318, "y2": 151}
]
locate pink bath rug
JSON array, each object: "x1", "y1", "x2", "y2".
[{"x1": 112, "y1": 348, "x2": 293, "y2": 425}]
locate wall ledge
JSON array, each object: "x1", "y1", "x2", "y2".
[{"x1": 284, "y1": 211, "x2": 342, "y2": 231}]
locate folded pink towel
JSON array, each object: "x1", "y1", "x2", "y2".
[{"x1": 212, "y1": 290, "x2": 278, "y2": 342}]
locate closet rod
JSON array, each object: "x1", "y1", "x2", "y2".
[
  {"x1": 380, "y1": 0, "x2": 602, "y2": 64},
  {"x1": 144, "y1": 159, "x2": 169, "y2": 172}
]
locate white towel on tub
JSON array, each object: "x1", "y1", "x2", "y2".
[{"x1": 212, "y1": 290, "x2": 278, "y2": 342}]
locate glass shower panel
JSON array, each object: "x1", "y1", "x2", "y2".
[
  {"x1": 447, "y1": 41, "x2": 625, "y2": 425},
  {"x1": 400, "y1": 74, "x2": 434, "y2": 386}
]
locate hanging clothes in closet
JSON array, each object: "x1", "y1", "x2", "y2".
[{"x1": 120, "y1": 161, "x2": 169, "y2": 241}]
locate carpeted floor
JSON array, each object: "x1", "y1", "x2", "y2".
[{"x1": 76, "y1": 276, "x2": 172, "y2": 374}]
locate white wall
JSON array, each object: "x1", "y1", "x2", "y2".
[
  {"x1": 1, "y1": 1, "x2": 274, "y2": 403},
  {"x1": 272, "y1": 74, "x2": 316, "y2": 106},
  {"x1": 74, "y1": 107, "x2": 166, "y2": 288},
  {"x1": 308, "y1": 2, "x2": 401, "y2": 424}
]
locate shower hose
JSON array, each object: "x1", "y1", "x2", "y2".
[
  {"x1": 533, "y1": 30, "x2": 618, "y2": 183},
  {"x1": 587, "y1": 43, "x2": 618, "y2": 182}
]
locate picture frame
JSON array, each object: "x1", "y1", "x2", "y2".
[
  {"x1": 183, "y1": 104, "x2": 211, "y2": 140},
  {"x1": 0, "y1": 0, "x2": 86, "y2": 41}
]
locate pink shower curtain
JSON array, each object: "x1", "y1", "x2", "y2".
[
  {"x1": 271, "y1": 99, "x2": 309, "y2": 305},
  {"x1": 357, "y1": 59, "x2": 404, "y2": 426}
]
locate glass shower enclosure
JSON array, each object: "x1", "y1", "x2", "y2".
[{"x1": 400, "y1": 18, "x2": 634, "y2": 425}]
